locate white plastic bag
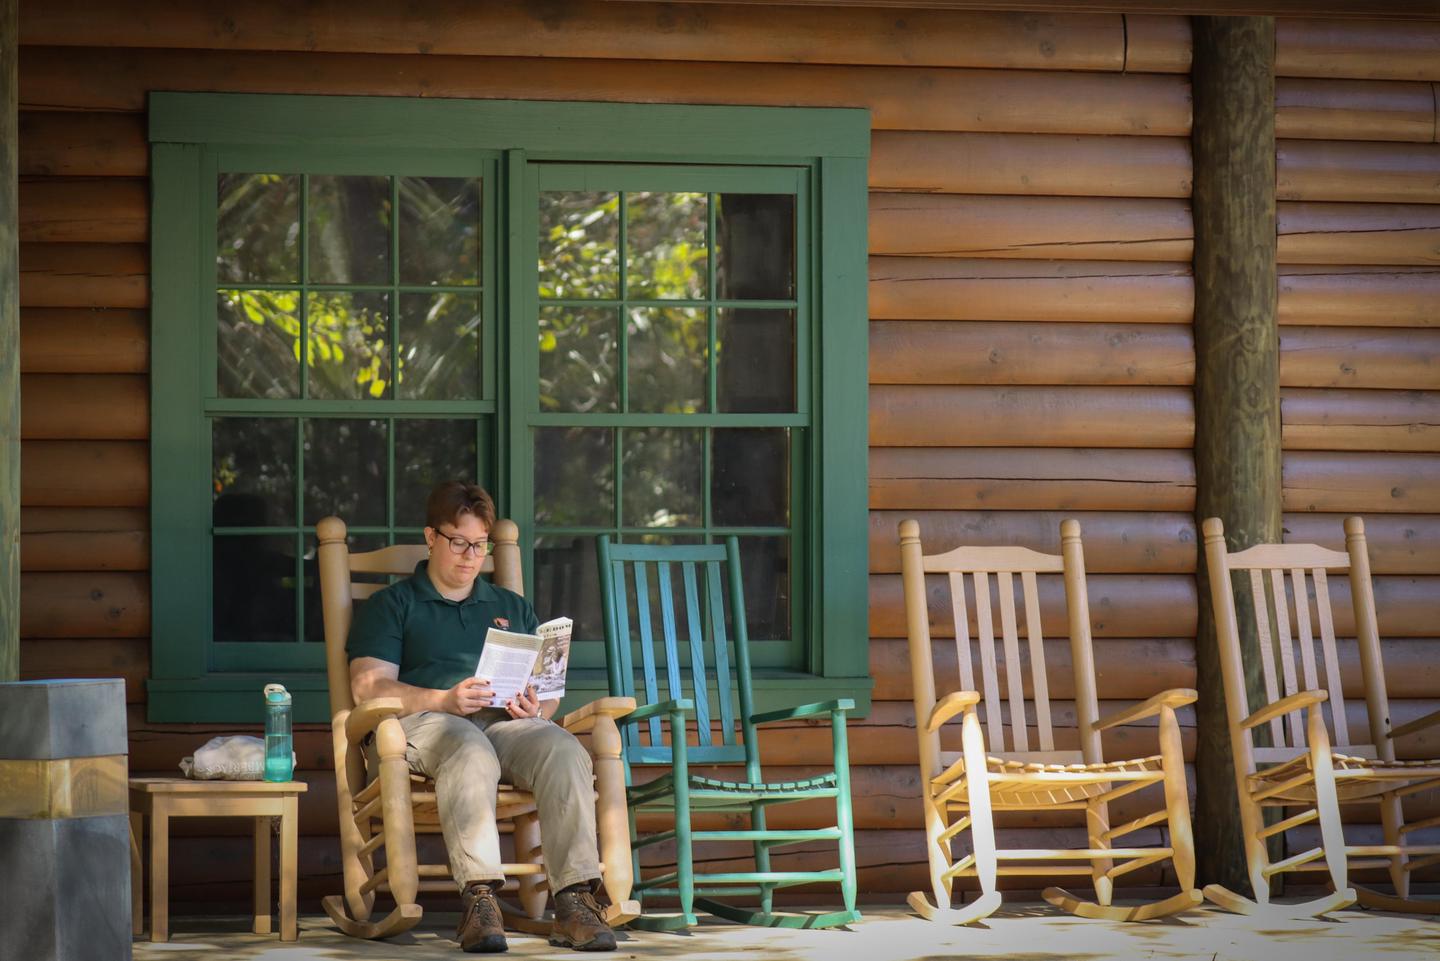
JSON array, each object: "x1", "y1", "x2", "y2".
[{"x1": 179, "y1": 735, "x2": 269, "y2": 780}]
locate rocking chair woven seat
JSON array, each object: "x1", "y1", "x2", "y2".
[{"x1": 976, "y1": 755, "x2": 1167, "y2": 806}]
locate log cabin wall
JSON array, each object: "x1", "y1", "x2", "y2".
[{"x1": 14, "y1": 2, "x2": 1440, "y2": 908}]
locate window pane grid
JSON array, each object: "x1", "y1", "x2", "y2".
[
  {"x1": 227, "y1": 283, "x2": 486, "y2": 294},
  {"x1": 537, "y1": 526, "x2": 790, "y2": 538},
  {"x1": 211, "y1": 411, "x2": 486, "y2": 648},
  {"x1": 531, "y1": 413, "x2": 803, "y2": 427},
  {"x1": 213, "y1": 525, "x2": 437, "y2": 535},
  {"x1": 386, "y1": 407, "x2": 397, "y2": 529},
  {"x1": 617, "y1": 195, "x2": 629, "y2": 415},
  {"x1": 221, "y1": 172, "x2": 485, "y2": 407},
  {"x1": 291, "y1": 414, "x2": 305, "y2": 643},
  {"x1": 702, "y1": 417, "x2": 712, "y2": 529},
  {"x1": 533, "y1": 179, "x2": 803, "y2": 668},
  {"x1": 390, "y1": 177, "x2": 402, "y2": 405},
  {"x1": 206, "y1": 400, "x2": 496, "y2": 416},
  {"x1": 299, "y1": 174, "x2": 311, "y2": 401},
  {"x1": 541, "y1": 298, "x2": 796, "y2": 310},
  {"x1": 707, "y1": 195, "x2": 718, "y2": 417}
]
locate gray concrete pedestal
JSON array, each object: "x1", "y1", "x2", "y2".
[{"x1": 0, "y1": 678, "x2": 131, "y2": 961}]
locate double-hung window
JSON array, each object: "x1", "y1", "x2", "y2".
[{"x1": 148, "y1": 95, "x2": 869, "y2": 722}]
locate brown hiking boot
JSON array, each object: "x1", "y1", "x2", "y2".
[
  {"x1": 457, "y1": 880, "x2": 507, "y2": 953},
  {"x1": 549, "y1": 881, "x2": 616, "y2": 951}
]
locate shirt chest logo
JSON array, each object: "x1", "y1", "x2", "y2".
[{"x1": 494, "y1": 617, "x2": 509, "y2": 629}]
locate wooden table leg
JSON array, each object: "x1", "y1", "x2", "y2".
[
  {"x1": 280, "y1": 792, "x2": 299, "y2": 941},
  {"x1": 150, "y1": 803, "x2": 169, "y2": 943},
  {"x1": 129, "y1": 811, "x2": 144, "y2": 937},
  {"x1": 253, "y1": 815, "x2": 272, "y2": 935}
]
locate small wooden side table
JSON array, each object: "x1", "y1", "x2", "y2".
[{"x1": 128, "y1": 777, "x2": 308, "y2": 942}]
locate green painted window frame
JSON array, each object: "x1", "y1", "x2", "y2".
[{"x1": 148, "y1": 92, "x2": 871, "y2": 723}]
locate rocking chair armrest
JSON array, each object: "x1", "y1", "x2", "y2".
[
  {"x1": 558, "y1": 696, "x2": 639, "y2": 733},
  {"x1": 1094, "y1": 688, "x2": 1198, "y2": 731},
  {"x1": 344, "y1": 697, "x2": 406, "y2": 744},
  {"x1": 1240, "y1": 689, "x2": 1327, "y2": 731},
  {"x1": 1388, "y1": 707, "x2": 1440, "y2": 741},
  {"x1": 749, "y1": 698, "x2": 855, "y2": 726},
  {"x1": 617, "y1": 698, "x2": 694, "y2": 726},
  {"x1": 927, "y1": 690, "x2": 982, "y2": 733}
]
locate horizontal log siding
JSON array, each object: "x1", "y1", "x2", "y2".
[
  {"x1": 14, "y1": 3, "x2": 1439, "y2": 912},
  {"x1": 1269, "y1": 30, "x2": 1440, "y2": 897},
  {"x1": 865, "y1": 5, "x2": 1199, "y2": 895}
]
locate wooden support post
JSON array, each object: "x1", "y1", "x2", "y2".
[
  {"x1": 1191, "y1": 16, "x2": 1280, "y2": 894},
  {"x1": 0, "y1": 0, "x2": 18, "y2": 683}
]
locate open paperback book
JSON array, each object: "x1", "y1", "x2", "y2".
[{"x1": 474, "y1": 616, "x2": 573, "y2": 704}]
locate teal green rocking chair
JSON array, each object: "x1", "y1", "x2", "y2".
[{"x1": 596, "y1": 536, "x2": 860, "y2": 930}]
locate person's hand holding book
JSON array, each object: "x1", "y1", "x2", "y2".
[
  {"x1": 444, "y1": 676, "x2": 498, "y2": 716},
  {"x1": 505, "y1": 684, "x2": 543, "y2": 719}
]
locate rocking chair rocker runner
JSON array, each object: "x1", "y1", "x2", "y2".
[
  {"x1": 1201, "y1": 516, "x2": 1440, "y2": 919},
  {"x1": 898, "y1": 518, "x2": 1201, "y2": 924},
  {"x1": 596, "y1": 536, "x2": 861, "y2": 930},
  {"x1": 317, "y1": 516, "x2": 640, "y2": 940}
]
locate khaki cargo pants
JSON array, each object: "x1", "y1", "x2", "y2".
[{"x1": 391, "y1": 709, "x2": 601, "y2": 893}]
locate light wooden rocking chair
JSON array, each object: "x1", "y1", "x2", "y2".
[
  {"x1": 899, "y1": 518, "x2": 1201, "y2": 924},
  {"x1": 1201, "y1": 515, "x2": 1440, "y2": 918},
  {"x1": 316, "y1": 515, "x2": 640, "y2": 940}
]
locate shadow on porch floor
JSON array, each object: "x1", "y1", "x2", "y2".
[{"x1": 131, "y1": 904, "x2": 1439, "y2": 961}]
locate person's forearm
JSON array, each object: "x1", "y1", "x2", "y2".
[
  {"x1": 353, "y1": 675, "x2": 450, "y2": 717},
  {"x1": 540, "y1": 699, "x2": 560, "y2": 720}
]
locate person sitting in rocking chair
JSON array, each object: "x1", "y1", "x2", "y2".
[{"x1": 346, "y1": 480, "x2": 616, "y2": 953}]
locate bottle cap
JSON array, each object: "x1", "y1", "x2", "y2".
[{"x1": 264, "y1": 683, "x2": 291, "y2": 704}]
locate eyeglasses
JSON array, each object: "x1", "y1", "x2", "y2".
[{"x1": 433, "y1": 528, "x2": 492, "y2": 557}]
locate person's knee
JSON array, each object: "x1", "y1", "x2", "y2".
[
  {"x1": 423, "y1": 716, "x2": 501, "y2": 778},
  {"x1": 537, "y1": 728, "x2": 593, "y2": 780}
]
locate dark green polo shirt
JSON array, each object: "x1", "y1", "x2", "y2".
[{"x1": 346, "y1": 560, "x2": 539, "y2": 692}]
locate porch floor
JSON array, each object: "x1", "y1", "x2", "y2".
[{"x1": 131, "y1": 904, "x2": 1440, "y2": 961}]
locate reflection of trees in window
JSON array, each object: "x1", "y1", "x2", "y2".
[
  {"x1": 625, "y1": 191, "x2": 707, "y2": 300},
  {"x1": 212, "y1": 417, "x2": 295, "y2": 514},
  {"x1": 308, "y1": 174, "x2": 391, "y2": 285},
  {"x1": 217, "y1": 173, "x2": 299, "y2": 285},
  {"x1": 217, "y1": 174, "x2": 482, "y2": 402},
  {"x1": 627, "y1": 307, "x2": 706, "y2": 413},
  {"x1": 306, "y1": 291, "x2": 391, "y2": 400},
  {"x1": 622, "y1": 428, "x2": 702, "y2": 528},
  {"x1": 209, "y1": 171, "x2": 487, "y2": 647},
  {"x1": 533, "y1": 183, "x2": 800, "y2": 652},
  {"x1": 539, "y1": 192, "x2": 619, "y2": 299},
  {"x1": 538, "y1": 306, "x2": 617, "y2": 413}
]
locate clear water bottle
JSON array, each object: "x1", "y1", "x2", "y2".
[{"x1": 263, "y1": 683, "x2": 293, "y2": 782}]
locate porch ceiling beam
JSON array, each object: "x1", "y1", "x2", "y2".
[{"x1": 604, "y1": 1, "x2": 1440, "y2": 22}]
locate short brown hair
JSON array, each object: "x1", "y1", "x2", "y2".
[{"x1": 425, "y1": 481, "x2": 496, "y2": 532}]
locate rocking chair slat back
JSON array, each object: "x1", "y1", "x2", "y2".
[
  {"x1": 1312, "y1": 570, "x2": 1350, "y2": 748},
  {"x1": 707, "y1": 558, "x2": 738, "y2": 746},
  {"x1": 598, "y1": 539, "x2": 749, "y2": 768},
  {"x1": 680, "y1": 561, "x2": 713, "y2": 747},
  {"x1": 1206, "y1": 521, "x2": 1379, "y2": 761},
  {"x1": 916, "y1": 538, "x2": 1079, "y2": 763},
  {"x1": 1248, "y1": 570, "x2": 1286, "y2": 747},
  {"x1": 1023, "y1": 570, "x2": 1055, "y2": 753}
]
